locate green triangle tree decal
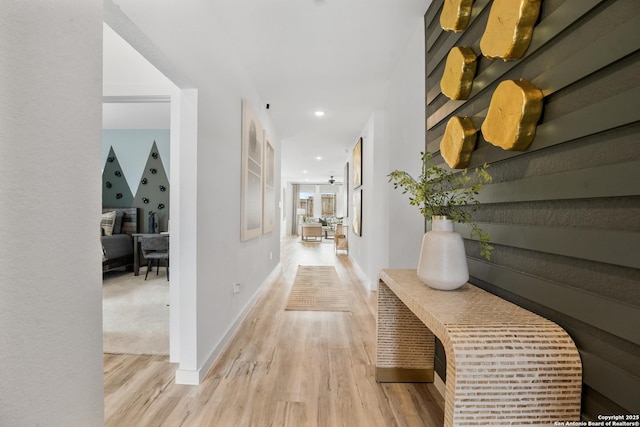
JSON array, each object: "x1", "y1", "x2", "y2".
[
  {"x1": 133, "y1": 141, "x2": 170, "y2": 233},
  {"x1": 102, "y1": 147, "x2": 134, "y2": 208}
]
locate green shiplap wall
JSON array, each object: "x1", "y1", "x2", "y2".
[{"x1": 425, "y1": 0, "x2": 639, "y2": 418}]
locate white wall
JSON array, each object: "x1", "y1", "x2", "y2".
[
  {"x1": 385, "y1": 17, "x2": 426, "y2": 269},
  {"x1": 108, "y1": 0, "x2": 281, "y2": 383},
  {"x1": 347, "y1": 17, "x2": 426, "y2": 290},
  {"x1": 0, "y1": 2, "x2": 104, "y2": 426},
  {"x1": 347, "y1": 112, "x2": 389, "y2": 290}
]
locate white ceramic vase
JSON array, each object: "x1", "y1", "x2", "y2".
[{"x1": 417, "y1": 216, "x2": 469, "y2": 290}]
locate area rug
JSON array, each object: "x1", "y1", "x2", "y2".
[
  {"x1": 102, "y1": 271, "x2": 169, "y2": 355},
  {"x1": 285, "y1": 265, "x2": 351, "y2": 312}
]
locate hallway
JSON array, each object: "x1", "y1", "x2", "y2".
[{"x1": 104, "y1": 236, "x2": 444, "y2": 426}]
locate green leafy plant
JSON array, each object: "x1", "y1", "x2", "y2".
[{"x1": 388, "y1": 151, "x2": 493, "y2": 260}]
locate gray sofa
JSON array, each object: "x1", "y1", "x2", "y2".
[{"x1": 102, "y1": 207, "x2": 139, "y2": 272}]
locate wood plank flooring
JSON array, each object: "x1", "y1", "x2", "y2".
[{"x1": 104, "y1": 236, "x2": 444, "y2": 426}]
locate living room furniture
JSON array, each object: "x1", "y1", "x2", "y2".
[
  {"x1": 141, "y1": 235, "x2": 169, "y2": 280},
  {"x1": 301, "y1": 223, "x2": 323, "y2": 241},
  {"x1": 132, "y1": 232, "x2": 169, "y2": 276},
  {"x1": 376, "y1": 269, "x2": 582, "y2": 426},
  {"x1": 334, "y1": 224, "x2": 348, "y2": 254},
  {"x1": 101, "y1": 207, "x2": 139, "y2": 272}
]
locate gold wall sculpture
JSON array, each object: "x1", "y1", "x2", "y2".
[
  {"x1": 440, "y1": 116, "x2": 477, "y2": 169},
  {"x1": 440, "y1": 0, "x2": 475, "y2": 32},
  {"x1": 481, "y1": 79, "x2": 543, "y2": 151},
  {"x1": 479, "y1": 0, "x2": 541, "y2": 61},
  {"x1": 440, "y1": 46, "x2": 477, "y2": 100}
]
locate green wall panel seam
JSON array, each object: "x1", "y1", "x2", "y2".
[
  {"x1": 431, "y1": 89, "x2": 640, "y2": 167},
  {"x1": 429, "y1": 11, "x2": 640, "y2": 119},
  {"x1": 458, "y1": 222, "x2": 640, "y2": 269},
  {"x1": 423, "y1": 0, "x2": 442, "y2": 40},
  {"x1": 534, "y1": 14, "x2": 640, "y2": 96},
  {"x1": 476, "y1": 160, "x2": 640, "y2": 203},
  {"x1": 468, "y1": 259, "x2": 640, "y2": 346},
  {"x1": 426, "y1": 0, "x2": 492, "y2": 79},
  {"x1": 579, "y1": 350, "x2": 640, "y2": 413}
]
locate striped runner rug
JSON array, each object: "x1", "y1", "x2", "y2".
[{"x1": 285, "y1": 265, "x2": 351, "y2": 312}]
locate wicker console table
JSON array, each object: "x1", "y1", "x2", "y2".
[{"x1": 376, "y1": 269, "x2": 582, "y2": 426}]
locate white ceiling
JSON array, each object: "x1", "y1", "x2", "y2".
[{"x1": 103, "y1": 0, "x2": 431, "y2": 184}]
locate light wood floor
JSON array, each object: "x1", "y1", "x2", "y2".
[{"x1": 104, "y1": 236, "x2": 444, "y2": 426}]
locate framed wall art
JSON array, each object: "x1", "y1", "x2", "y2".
[
  {"x1": 353, "y1": 188, "x2": 362, "y2": 236},
  {"x1": 343, "y1": 162, "x2": 349, "y2": 218},
  {"x1": 262, "y1": 131, "x2": 275, "y2": 234},
  {"x1": 241, "y1": 99, "x2": 263, "y2": 241},
  {"x1": 353, "y1": 137, "x2": 362, "y2": 188}
]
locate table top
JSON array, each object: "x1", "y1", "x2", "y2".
[{"x1": 379, "y1": 269, "x2": 549, "y2": 328}]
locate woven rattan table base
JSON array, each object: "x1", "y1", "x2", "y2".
[{"x1": 376, "y1": 269, "x2": 582, "y2": 427}]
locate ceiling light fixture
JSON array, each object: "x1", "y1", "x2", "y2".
[
  {"x1": 315, "y1": 156, "x2": 323, "y2": 160},
  {"x1": 314, "y1": 111, "x2": 325, "y2": 117},
  {"x1": 328, "y1": 176, "x2": 335, "y2": 185}
]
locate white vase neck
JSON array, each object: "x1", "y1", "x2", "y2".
[{"x1": 431, "y1": 216, "x2": 453, "y2": 232}]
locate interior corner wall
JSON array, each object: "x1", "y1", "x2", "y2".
[
  {"x1": 348, "y1": 17, "x2": 426, "y2": 290},
  {"x1": 347, "y1": 114, "x2": 374, "y2": 289},
  {"x1": 110, "y1": 1, "x2": 282, "y2": 383},
  {"x1": 347, "y1": 110, "x2": 389, "y2": 291},
  {"x1": 385, "y1": 17, "x2": 427, "y2": 270},
  {"x1": 425, "y1": 0, "x2": 639, "y2": 417},
  {"x1": 0, "y1": 2, "x2": 104, "y2": 426}
]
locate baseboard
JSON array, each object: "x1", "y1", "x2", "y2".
[
  {"x1": 349, "y1": 258, "x2": 375, "y2": 291},
  {"x1": 175, "y1": 263, "x2": 282, "y2": 385},
  {"x1": 174, "y1": 368, "x2": 200, "y2": 385}
]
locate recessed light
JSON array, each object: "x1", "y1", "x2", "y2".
[
  {"x1": 303, "y1": 170, "x2": 308, "y2": 174},
  {"x1": 314, "y1": 111, "x2": 325, "y2": 117},
  {"x1": 315, "y1": 156, "x2": 323, "y2": 160}
]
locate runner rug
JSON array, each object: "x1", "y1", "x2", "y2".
[{"x1": 285, "y1": 265, "x2": 351, "y2": 312}]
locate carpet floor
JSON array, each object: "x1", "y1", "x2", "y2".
[
  {"x1": 285, "y1": 265, "x2": 351, "y2": 312},
  {"x1": 102, "y1": 269, "x2": 169, "y2": 355}
]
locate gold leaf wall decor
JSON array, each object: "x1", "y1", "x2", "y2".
[
  {"x1": 440, "y1": 116, "x2": 477, "y2": 169},
  {"x1": 440, "y1": 46, "x2": 477, "y2": 100},
  {"x1": 480, "y1": 0, "x2": 541, "y2": 61},
  {"x1": 481, "y1": 79, "x2": 543, "y2": 151},
  {"x1": 440, "y1": 0, "x2": 475, "y2": 32}
]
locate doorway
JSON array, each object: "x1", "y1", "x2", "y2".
[{"x1": 102, "y1": 16, "x2": 197, "y2": 366}]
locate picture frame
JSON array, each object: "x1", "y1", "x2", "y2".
[
  {"x1": 343, "y1": 162, "x2": 349, "y2": 218},
  {"x1": 240, "y1": 99, "x2": 263, "y2": 241},
  {"x1": 353, "y1": 188, "x2": 362, "y2": 236},
  {"x1": 282, "y1": 188, "x2": 286, "y2": 220},
  {"x1": 353, "y1": 137, "x2": 362, "y2": 188},
  {"x1": 262, "y1": 131, "x2": 275, "y2": 234}
]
